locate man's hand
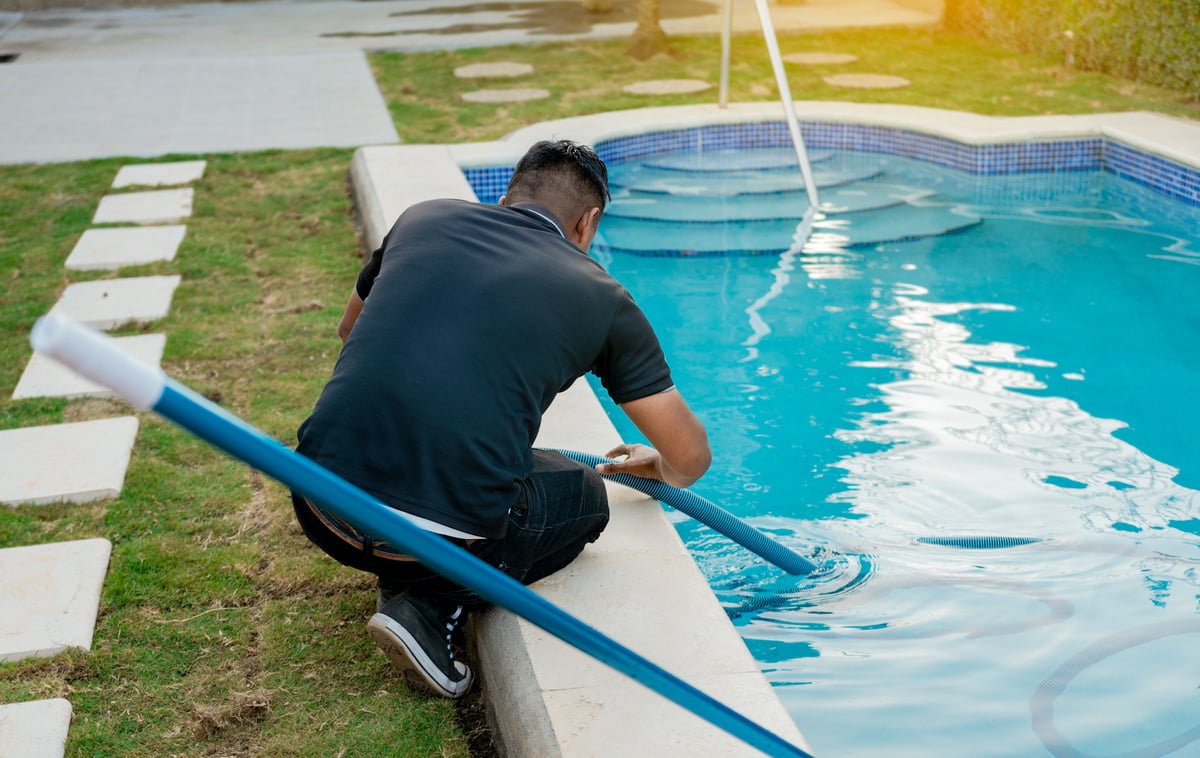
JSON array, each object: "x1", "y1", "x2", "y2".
[
  {"x1": 595, "y1": 441, "x2": 705, "y2": 489},
  {"x1": 595, "y1": 443, "x2": 663, "y2": 480}
]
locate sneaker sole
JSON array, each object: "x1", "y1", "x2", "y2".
[{"x1": 367, "y1": 612, "x2": 472, "y2": 699}]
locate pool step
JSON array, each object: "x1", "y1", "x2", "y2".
[
  {"x1": 608, "y1": 163, "x2": 882, "y2": 196},
  {"x1": 607, "y1": 182, "x2": 932, "y2": 221},
  {"x1": 641, "y1": 147, "x2": 834, "y2": 173},
  {"x1": 594, "y1": 202, "x2": 981, "y2": 257}
]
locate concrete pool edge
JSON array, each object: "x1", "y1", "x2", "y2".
[{"x1": 349, "y1": 102, "x2": 1198, "y2": 757}]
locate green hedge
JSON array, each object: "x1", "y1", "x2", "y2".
[{"x1": 944, "y1": 0, "x2": 1199, "y2": 95}]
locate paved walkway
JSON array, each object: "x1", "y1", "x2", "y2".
[
  {"x1": 0, "y1": 0, "x2": 938, "y2": 165},
  {"x1": 2, "y1": 157, "x2": 205, "y2": 758}
]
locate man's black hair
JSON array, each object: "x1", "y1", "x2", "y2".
[{"x1": 506, "y1": 140, "x2": 611, "y2": 212}]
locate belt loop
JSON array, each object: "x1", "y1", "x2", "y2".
[{"x1": 361, "y1": 534, "x2": 376, "y2": 557}]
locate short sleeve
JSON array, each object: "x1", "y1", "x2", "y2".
[
  {"x1": 355, "y1": 243, "x2": 385, "y2": 300},
  {"x1": 592, "y1": 293, "x2": 674, "y2": 405}
]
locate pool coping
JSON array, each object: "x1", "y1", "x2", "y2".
[{"x1": 349, "y1": 101, "x2": 1199, "y2": 758}]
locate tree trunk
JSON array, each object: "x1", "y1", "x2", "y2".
[{"x1": 627, "y1": 0, "x2": 672, "y2": 60}]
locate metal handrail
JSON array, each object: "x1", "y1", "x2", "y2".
[{"x1": 718, "y1": 0, "x2": 821, "y2": 210}]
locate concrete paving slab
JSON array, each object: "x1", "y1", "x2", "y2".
[
  {"x1": 64, "y1": 225, "x2": 186, "y2": 271},
  {"x1": 461, "y1": 87, "x2": 550, "y2": 103},
  {"x1": 0, "y1": 698, "x2": 73, "y2": 758},
  {"x1": 112, "y1": 159, "x2": 207, "y2": 188},
  {"x1": 824, "y1": 72, "x2": 910, "y2": 89},
  {"x1": 92, "y1": 188, "x2": 193, "y2": 225},
  {"x1": 0, "y1": 539, "x2": 112, "y2": 662},
  {"x1": 784, "y1": 51, "x2": 859, "y2": 64},
  {"x1": 623, "y1": 78, "x2": 712, "y2": 95},
  {"x1": 0, "y1": 52, "x2": 400, "y2": 165},
  {"x1": 454, "y1": 61, "x2": 533, "y2": 79},
  {"x1": 49, "y1": 274, "x2": 181, "y2": 329},
  {"x1": 14, "y1": 333, "x2": 166, "y2": 400},
  {"x1": 0, "y1": 418, "x2": 139, "y2": 506}
]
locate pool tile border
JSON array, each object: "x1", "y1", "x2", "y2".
[{"x1": 466, "y1": 119, "x2": 1198, "y2": 207}]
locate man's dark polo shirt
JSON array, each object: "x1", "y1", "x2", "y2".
[{"x1": 297, "y1": 199, "x2": 673, "y2": 539}]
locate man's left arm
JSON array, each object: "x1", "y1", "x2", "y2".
[{"x1": 596, "y1": 388, "x2": 711, "y2": 489}]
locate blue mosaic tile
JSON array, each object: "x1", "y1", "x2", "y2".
[
  {"x1": 463, "y1": 166, "x2": 512, "y2": 205},
  {"x1": 463, "y1": 121, "x2": 1199, "y2": 207},
  {"x1": 1105, "y1": 141, "x2": 1200, "y2": 205}
]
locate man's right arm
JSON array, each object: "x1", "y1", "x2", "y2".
[
  {"x1": 596, "y1": 388, "x2": 711, "y2": 489},
  {"x1": 338, "y1": 236, "x2": 388, "y2": 342},
  {"x1": 337, "y1": 288, "x2": 365, "y2": 343}
]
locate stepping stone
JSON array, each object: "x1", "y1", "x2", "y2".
[
  {"x1": 454, "y1": 62, "x2": 533, "y2": 79},
  {"x1": 0, "y1": 699, "x2": 73, "y2": 758},
  {"x1": 64, "y1": 225, "x2": 187, "y2": 271},
  {"x1": 784, "y1": 52, "x2": 859, "y2": 65},
  {"x1": 112, "y1": 160, "x2": 207, "y2": 188},
  {"x1": 0, "y1": 419, "x2": 139, "y2": 506},
  {"x1": 14, "y1": 333, "x2": 166, "y2": 400},
  {"x1": 49, "y1": 274, "x2": 182, "y2": 330},
  {"x1": 622, "y1": 79, "x2": 711, "y2": 95},
  {"x1": 0, "y1": 539, "x2": 112, "y2": 661},
  {"x1": 92, "y1": 188, "x2": 193, "y2": 225},
  {"x1": 461, "y1": 88, "x2": 550, "y2": 103},
  {"x1": 823, "y1": 73, "x2": 910, "y2": 89}
]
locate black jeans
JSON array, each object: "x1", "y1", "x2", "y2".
[{"x1": 292, "y1": 449, "x2": 610, "y2": 609}]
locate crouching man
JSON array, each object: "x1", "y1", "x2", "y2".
[{"x1": 292, "y1": 139, "x2": 710, "y2": 698}]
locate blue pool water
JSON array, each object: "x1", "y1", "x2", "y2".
[{"x1": 587, "y1": 148, "x2": 1200, "y2": 757}]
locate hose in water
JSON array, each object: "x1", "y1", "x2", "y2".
[{"x1": 552, "y1": 448, "x2": 817, "y2": 576}]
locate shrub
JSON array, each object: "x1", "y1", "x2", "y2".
[{"x1": 944, "y1": 0, "x2": 1199, "y2": 97}]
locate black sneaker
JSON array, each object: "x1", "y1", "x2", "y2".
[{"x1": 367, "y1": 591, "x2": 473, "y2": 698}]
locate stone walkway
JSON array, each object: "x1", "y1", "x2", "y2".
[
  {"x1": 450, "y1": 46, "x2": 897, "y2": 109},
  {"x1": 0, "y1": 159, "x2": 202, "y2": 757}
]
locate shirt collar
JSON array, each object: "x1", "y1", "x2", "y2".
[{"x1": 510, "y1": 202, "x2": 567, "y2": 240}]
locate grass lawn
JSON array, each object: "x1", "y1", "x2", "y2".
[
  {"x1": 372, "y1": 26, "x2": 1199, "y2": 144},
  {"x1": 1, "y1": 24, "x2": 1196, "y2": 757}
]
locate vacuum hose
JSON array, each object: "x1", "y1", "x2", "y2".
[{"x1": 552, "y1": 448, "x2": 817, "y2": 575}]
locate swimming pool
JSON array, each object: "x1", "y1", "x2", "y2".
[{"x1": 580, "y1": 140, "x2": 1200, "y2": 756}]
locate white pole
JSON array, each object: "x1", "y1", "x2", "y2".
[
  {"x1": 719, "y1": 0, "x2": 733, "y2": 108},
  {"x1": 750, "y1": 0, "x2": 820, "y2": 210}
]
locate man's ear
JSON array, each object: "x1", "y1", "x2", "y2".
[
  {"x1": 497, "y1": 195, "x2": 508, "y2": 206},
  {"x1": 572, "y1": 207, "x2": 602, "y2": 251}
]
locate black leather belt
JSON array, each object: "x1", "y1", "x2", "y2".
[{"x1": 299, "y1": 496, "x2": 423, "y2": 561}]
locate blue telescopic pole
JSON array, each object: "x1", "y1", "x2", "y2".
[{"x1": 30, "y1": 313, "x2": 815, "y2": 758}]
